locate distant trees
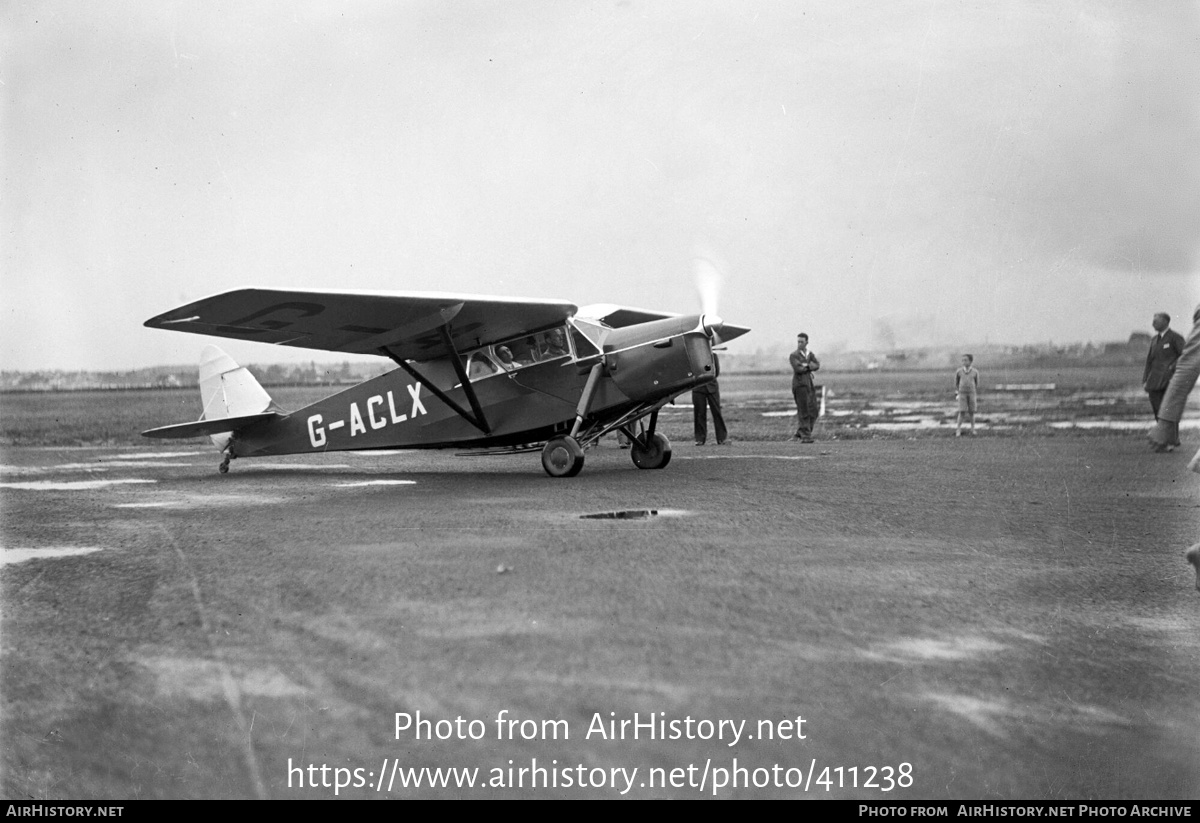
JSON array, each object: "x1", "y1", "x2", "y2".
[{"x1": 243, "y1": 361, "x2": 381, "y2": 386}]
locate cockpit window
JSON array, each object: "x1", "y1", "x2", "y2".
[
  {"x1": 461, "y1": 325, "x2": 576, "y2": 384},
  {"x1": 466, "y1": 353, "x2": 498, "y2": 378},
  {"x1": 570, "y1": 324, "x2": 600, "y2": 357},
  {"x1": 569, "y1": 317, "x2": 607, "y2": 353},
  {"x1": 509, "y1": 337, "x2": 539, "y2": 366},
  {"x1": 498, "y1": 326, "x2": 573, "y2": 366}
]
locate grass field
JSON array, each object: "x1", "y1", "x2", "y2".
[{"x1": 0, "y1": 365, "x2": 1177, "y2": 448}]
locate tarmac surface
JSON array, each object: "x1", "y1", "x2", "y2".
[{"x1": 2, "y1": 437, "x2": 1199, "y2": 799}]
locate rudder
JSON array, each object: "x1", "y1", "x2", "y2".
[{"x1": 199, "y1": 345, "x2": 276, "y2": 450}]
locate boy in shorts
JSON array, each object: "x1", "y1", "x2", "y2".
[{"x1": 955, "y1": 354, "x2": 979, "y2": 437}]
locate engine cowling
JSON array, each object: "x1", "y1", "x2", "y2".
[{"x1": 602, "y1": 315, "x2": 717, "y2": 403}]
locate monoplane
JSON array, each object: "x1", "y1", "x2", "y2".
[{"x1": 142, "y1": 288, "x2": 748, "y2": 477}]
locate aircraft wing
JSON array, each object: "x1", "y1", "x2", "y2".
[
  {"x1": 145, "y1": 288, "x2": 578, "y2": 360},
  {"x1": 576, "y1": 303, "x2": 678, "y2": 328}
]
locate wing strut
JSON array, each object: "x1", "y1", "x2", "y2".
[{"x1": 379, "y1": 325, "x2": 491, "y2": 435}]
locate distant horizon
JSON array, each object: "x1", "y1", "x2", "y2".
[{"x1": 0, "y1": 332, "x2": 1158, "y2": 377}]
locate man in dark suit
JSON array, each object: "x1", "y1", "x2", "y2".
[
  {"x1": 1149, "y1": 304, "x2": 1200, "y2": 454},
  {"x1": 692, "y1": 354, "x2": 728, "y2": 446},
  {"x1": 1143, "y1": 312, "x2": 1185, "y2": 421}
]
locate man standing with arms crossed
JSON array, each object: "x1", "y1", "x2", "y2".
[
  {"x1": 1143, "y1": 311, "x2": 1185, "y2": 423},
  {"x1": 790, "y1": 333, "x2": 820, "y2": 442}
]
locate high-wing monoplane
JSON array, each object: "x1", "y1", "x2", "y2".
[{"x1": 142, "y1": 288, "x2": 749, "y2": 477}]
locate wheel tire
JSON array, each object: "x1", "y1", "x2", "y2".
[
  {"x1": 630, "y1": 432, "x2": 672, "y2": 470},
  {"x1": 541, "y1": 436, "x2": 585, "y2": 477}
]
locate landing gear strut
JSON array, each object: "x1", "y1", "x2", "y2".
[
  {"x1": 218, "y1": 454, "x2": 232, "y2": 474},
  {"x1": 541, "y1": 436, "x2": 585, "y2": 478},
  {"x1": 619, "y1": 411, "x2": 671, "y2": 470}
]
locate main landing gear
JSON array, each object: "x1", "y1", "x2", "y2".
[
  {"x1": 540, "y1": 407, "x2": 672, "y2": 478},
  {"x1": 541, "y1": 436, "x2": 585, "y2": 477},
  {"x1": 218, "y1": 453, "x2": 233, "y2": 474},
  {"x1": 630, "y1": 432, "x2": 671, "y2": 470}
]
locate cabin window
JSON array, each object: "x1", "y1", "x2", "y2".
[
  {"x1": 570, "y1": 324, "x2": 600, "y2": 357},
  {"x1": 466, "y1": 353, "x2": 498, "y2": 378},
  {"x1": 506, "y1": 338, "x2": 540, "y2": 367},
  {"x1": 569, "y1": 317, "x2": 607, "y2": 352},
  {"x1": 474, "y1": 326, "x2": 577, "y2": 379},
  {"x1": 505, "y1": 327, "x2": 572, "y2": 364}
]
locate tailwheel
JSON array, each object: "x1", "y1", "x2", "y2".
[
  {"x1": 541, "y1": 436, "x2": 585, "y2": 478},
  {"x1": 630, "y1": 432, "x2": 672, "y2": 470}
]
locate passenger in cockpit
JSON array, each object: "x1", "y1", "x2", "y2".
[
  {"x1": 543, "y1": 328, "x2": 569, "y2": 359},
  {"x1": 495, "y1": 346, "x2": 518, "y2": 371},
  {"x1": 523, "y1": 336, "x2": 542, "y2": 362}
]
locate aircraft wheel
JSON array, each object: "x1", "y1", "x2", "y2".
[
  {"x1": 631, "y1": 432, "x2": 672, "y2": 470},
  {"x1": 542, "y1": 436, "x2": 585, "y2": 478}
]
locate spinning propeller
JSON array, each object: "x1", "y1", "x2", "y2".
[{"x1": 694, "y1": 256, "x2": 741, "y2": 345}]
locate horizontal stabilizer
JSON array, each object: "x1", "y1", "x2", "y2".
[{"x1": 141, "y1": 412, "x2": 281, "y2": 439}]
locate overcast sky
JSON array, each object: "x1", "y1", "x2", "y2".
[{"x1": 3, "y1": 0, "x2": 1198, "y2": 371}]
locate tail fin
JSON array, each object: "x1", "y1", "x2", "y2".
[
  {"x1": 141, "y1": 346, "x2": 282, "y2": 443},
  {"x1": 199, "y1": 345, "x2": 277, "y2": 450}
]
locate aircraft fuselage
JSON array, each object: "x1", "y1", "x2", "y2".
[{"x1": 225, "y1": 316, "x2": 717, "y2": 458}]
